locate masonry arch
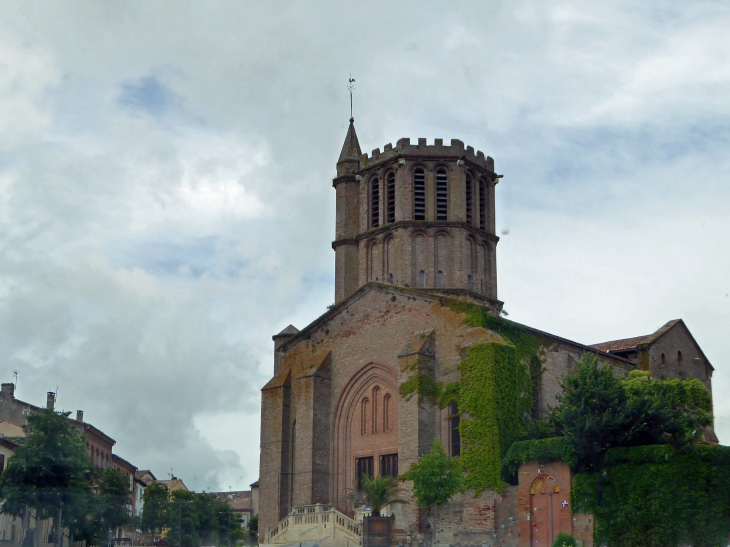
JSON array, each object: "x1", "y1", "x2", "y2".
[{"x1": 332, "y1": 360, "x2": 399, "y2": 516}]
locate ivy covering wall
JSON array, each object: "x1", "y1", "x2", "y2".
[
  {"x1": 399, "y1": 303, "x2": 540, "y2": 493},
  {"x1": 572, "y1": 444, "x2": 730, "y2": 547}
]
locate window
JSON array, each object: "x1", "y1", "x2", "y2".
[
  {"x1": 388, "y1": 273, "x2": 393, "y2": 284},
  {"x1": 419, "y1": 270, "x2": 425, "y2": 288},
  {"x1": 678, "y1": 351, "x2": 683, "y2": 363},
  {"x1": 436, "y1": 270, "x2": 443, "y2": 288},
  {"x1": 436, "y1": 169, "x2": 448, "y2": 220},
  {"x1": 0, "y1": 454, "x2": 4, "y2": 472},
  {"x1": 371, "y1": 178, "x2": 380, "y2": 228},
  {"x1": 372, "y1": 386, "x2": 380, "y2": 434},
  {"x1": 479, "y1": 179, "x2": 486, "y2": 230},
  {"x1": 465, "y1": 174, "x2": 473, "y2": 224},
  {"x1": 361, "y1": 398, "x2": 370, "y2": 435},
  {"x1": 356, "y1": 456, "x2": 373, "y2": 490},
  {"x1": 380, "y1": 454, "x2": 398, "y2": 478},
  {"x1": 383, "y1": 394, "x2": 392, "y2": 431},
  {"x1": 661, "y1": 353, "x2": 666, "y2": 366},
  {"x1": 414, "y1": 169, "x2": 425, "y2": 220},
  {"x1": 468, "y1": 275, "x2": 472, "y2": 291},
  {"x1": 386, "y1": 172, "x2": 395, "y2": 224},
  {"x1": 449, "y1": 402, "x2": 461, "y2": 457}
]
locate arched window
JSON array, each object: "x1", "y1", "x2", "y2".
[
  {"x1": 436, "y1": 270, "x2": 444, "y2": 288},
  {"x1": 372, "y1": 386, "x2": 380, "y2": 434},
  {"x1": 678, "y1": 351, "x2": 683, "y2": 363},
  {"x1": 449, "y1": 402, "x2": 460, "y2": 457},
  {"x1": 419, "y1": 270, "x2": 425, "y2": 288},
  {"x1": 388, "y1": 273, "x2": 393, "y2": 284},
  {"x1": 436, "y1": 168, "x2": 448, "y2": 220},
  {"x1": 386, "y1": 172, "x2": 395, "y2": 224},
  {"x1": 361, "y1": 398, "x2": 370, "y2": 435},
  {"x1": 383, "y1": 394, "x2": 392, "y2": 432},
  {"x1": 465, "y1": 174, "x2": 473, "y2": 224},
  {"x1": 414, "y1": 169, "x2": 425, "y2": 220},
  {"x1": 479, "y1": 179, "x2": 486, "y2": 230},
  {"x1": 661, "y1": 353, "x2": 666, "y2": 366},
  {"x1": 371, "y1": 178, "x2": 380, "y2": 228}
]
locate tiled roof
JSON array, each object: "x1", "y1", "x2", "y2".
[
  {"x1": 588, "y1": 335, "x2": 648, "y2": 353},
  {"x1": 212, "y1": 491, "x2": 252, "y2": 511}
]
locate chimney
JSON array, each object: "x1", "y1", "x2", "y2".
[
  {"x1": 46, "y1": 392, "x2": 55, "y2": 411},
  {"x1": 1, "y1": 383, "x2": 14, "y2": 398},
  {"x1": 76, "y1": 410, "x2": 84, "y2": 422}
]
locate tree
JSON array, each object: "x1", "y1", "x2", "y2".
[
  {"x1": 247, "y1": 514, "x2": 258, "y2": 544},
  {"x1": 400, "y1": 440, "x2": 462, "y2": 508},
  {"x1": 140, "y1": 481, "x2": 170, "y2": 534},
  {"x1": 165, "y1": 490, "x2": 240, "y2": 547},
  {"x1": 551, "y1": 532, "x2": 577, "y2": 547},
  {"x1": 358, "y1": 475, "x2": 407, "y2": 516},
  {"x1": 557, "y1": 355, "x2": 712, "y2": 473},
  {"x1": 0, "y1": 409, "x2": 93, "y2": 545}
]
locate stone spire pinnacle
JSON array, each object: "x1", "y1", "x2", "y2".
[{"x1": 338, "y1": 118, "x2": 361, "y2": 164}]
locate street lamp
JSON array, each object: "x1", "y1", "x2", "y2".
[{"x1": 168, "y1": 501, "x2": 193, "y2": 547}]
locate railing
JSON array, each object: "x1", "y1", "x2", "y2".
[{"x1": 264, "y1": 504, "x2": 361, "y2": 545}]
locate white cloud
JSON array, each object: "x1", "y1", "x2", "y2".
[{"x1": 0, "y1": 0, "x2": 728, "y2": 491}]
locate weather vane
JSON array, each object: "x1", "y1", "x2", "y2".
[{"x1": 348, "y1": 75, "x2": 356, "y2": 120}]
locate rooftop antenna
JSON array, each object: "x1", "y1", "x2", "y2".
[
  {"x1": 348, "y1": 75, "x2": 356, "y2": 120},
  {"x1": 13, "y1": 371, "x2": 18, "y2": 391}
]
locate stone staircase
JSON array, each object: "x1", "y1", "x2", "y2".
[{"x1": 262, "y1": 504, "x2": 362, "y2": 547}]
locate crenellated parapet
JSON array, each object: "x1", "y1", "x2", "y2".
[
  {"x1": 333, "y1": 122, "x2": 501, "y2": 303},
  {"x1": 359, "y1": 137, "x2": 496, "y2": 174}
]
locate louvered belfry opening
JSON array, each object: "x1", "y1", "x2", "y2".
[
  {"x1": 386, "y1": 172, "x2": 395, "y2": 224},
  {"x1": 413, "y1": 169, "x2": 425, "y2": 220},
  {"x1": 479, "y1": 179, "x2": 486, "y2": 230},
  {"x1": 371, "y1": 177, "x2": 380, "y2": 228},
  {"x1": 436, "y1": 169, "x2": 448, "y2": 220},
  {"x1": 466, "y1": 174, "x2": 473, "y2": 224}
]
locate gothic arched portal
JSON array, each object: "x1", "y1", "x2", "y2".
[{"x1": 331, "y1": 361, "x2": 399, "y2": 516}]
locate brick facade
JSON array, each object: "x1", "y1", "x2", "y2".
[{"x1": 258, "y1": 122, "x2": 717, "y2": 545}]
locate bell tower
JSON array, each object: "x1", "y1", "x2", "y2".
[{"x1": 332, "y1": 122, "x2": 501, "y2": 304}]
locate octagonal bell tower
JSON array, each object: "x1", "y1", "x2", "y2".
[{"x1": 332, "y1": 119, "x2": 501, "y2": 304}]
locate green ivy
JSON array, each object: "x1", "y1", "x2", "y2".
[
  {"x1": 459, "y1": 342, "x2": 533, "y2": 492},
  {"x1": 399, "y1": 374, "x2": 442, "y2": 403},
  {"x1": 572, "y1": 444, "x2": 730, "y2": 547},
  {"x1": 397, "y1": 303, "x2": 540, "y2": 495},
  {"x1": 501, "y1": 437, "x2": 575, "y2": 484}
]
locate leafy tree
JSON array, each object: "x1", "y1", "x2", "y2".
[
  {"x1": 97, "y1": 468, "x2": 133, "y2": 536},
  {"x1": 166, "y1": 490, "x2": 239, "y2": 547},
  {"x1": 140, "y1": 481, "x2": 170, "y2": 533},
  {"x1": 0, "y1": 410, "x2": 93, "y2": 544},
  {"x1": 247, "y1": 514, "x2": 258, "y2": 536},
  {"x1": 66, "y1": 468, "x2": 133, "y2": 546},
  {"x1": 400, "y1": 440, "x2": 462, "y2": 508},
  {"x1": 557, "y1": 354, "x2": 711, "y2": 473},
  {"x1": 551, "y1": 532, "x2": 577, "y2": 547},
  {"x1": 358, "y1": 475, "x2": 407, "y2": 516}
]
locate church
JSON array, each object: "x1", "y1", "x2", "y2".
[{"x1": 257, "y1": 119, "x2": 715, "y2": 547}]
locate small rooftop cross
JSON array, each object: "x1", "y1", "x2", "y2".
[{"x1": 348, "y1": 75, "x2": 356, "y2": 120}]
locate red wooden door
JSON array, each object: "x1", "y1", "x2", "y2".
[
  {"x1": 531, "y1": 491, "x2": 550, "y2": 547},
  {"x1": 530, "y1": 477, "x2": 564, "y2": 547}
]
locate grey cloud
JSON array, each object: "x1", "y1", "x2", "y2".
[{"x1": 0, "y1": 0, "x2": 729, "y2": 490}]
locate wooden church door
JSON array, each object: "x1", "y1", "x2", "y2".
[{"x1": 530, "y1": 475, "x2": 564, "y2": 547}]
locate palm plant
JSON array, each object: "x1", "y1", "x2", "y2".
[{"x1": 359, "y1": 475, "x2": 408, "y2": 516}]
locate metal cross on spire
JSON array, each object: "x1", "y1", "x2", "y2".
[{"x1": 348, "y1": 75, "x2": 356, "y2": 121}]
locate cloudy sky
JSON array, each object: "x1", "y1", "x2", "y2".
[{"x1": 1, "y1": 0, "x2": 728, "y2": 491}]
